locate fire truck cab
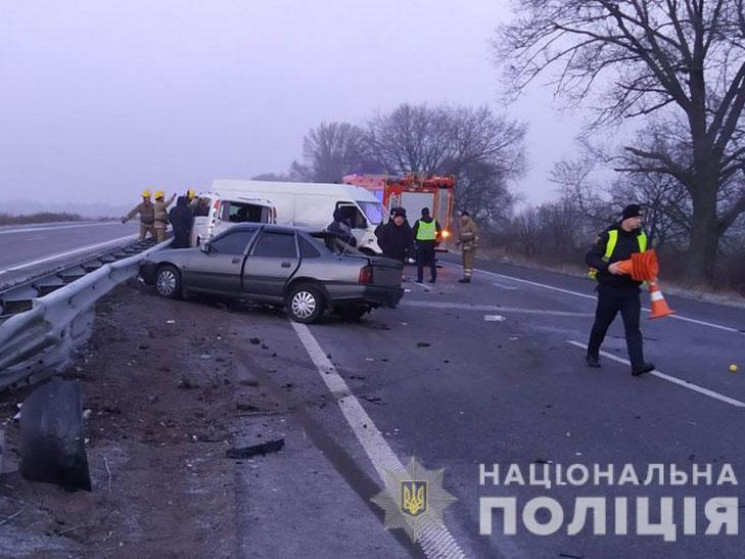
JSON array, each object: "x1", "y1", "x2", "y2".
[{"x1": 342, "y1": 174, "x2": 456, "y2": 251}]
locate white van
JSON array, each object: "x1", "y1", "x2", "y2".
[
  {"x1": 193, "y1": 179, "x2": 385, "y2": 254},
  {"x1": 190, "y1": 192, "x2": 276, "y2": 247}
]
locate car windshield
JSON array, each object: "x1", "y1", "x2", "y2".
[{"x1": 356, "y1": 201, "x2": 383, "y2": 225}]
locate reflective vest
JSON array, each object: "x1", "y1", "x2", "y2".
[
  {"x1": 588, "y1": 229, "x2": 648, "y2": 279},
  {"x1": 416, "y1": 220, "x2": 437, "y2": 241}
]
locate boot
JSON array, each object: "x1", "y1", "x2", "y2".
[
  {"x1": 631, "y1": 362, "x2": 655, "y2": 376},
  {"x1": 586, "y1": 355, "x2": 601, "y2": 368},
  {"x1": 458, "y1": 277, "x2": 470, "y2": 283}
]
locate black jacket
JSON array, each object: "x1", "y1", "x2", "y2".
[
  {"x1": 326, "y1": 208, "x2": 357, "y2": 247},
  {"x1": 169, "y1": 197, "x2": 194, "y2": 248},
  {"x1": 376, "y1": 221, "x2": 414, "y2": 263},
  {"x1": 586, "y1": 225, "x2": 648, "y2": 290}
]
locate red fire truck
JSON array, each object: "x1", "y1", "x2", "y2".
[{"x1": 342, "y1": 174, "x2": 456, "y2": 250}]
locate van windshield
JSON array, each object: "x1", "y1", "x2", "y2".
[{"x1": 356, "y1": 201, "x2": 383, "y2": 225}]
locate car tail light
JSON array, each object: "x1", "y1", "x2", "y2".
[{"x1": 359, "y1": 265, "x2": 373, "y2": 284}]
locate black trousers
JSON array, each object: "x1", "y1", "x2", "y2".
[
  {"x1": 587, "y1": 284, "x2": 645, "y2": 369},
  {"x1": 416, "y1": 244, "x2": 437, "y2": 282}
]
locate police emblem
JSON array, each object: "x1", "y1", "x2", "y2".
[
  {"x1": 371, "y1": 457, "x2": 457, "y2": 543},
  {"x1": 401, "y1": 481, "x2": 427, "y2": 517}
]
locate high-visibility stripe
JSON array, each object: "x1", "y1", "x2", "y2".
[
  {"x1": 416, "y1": 220, "x2": 437, "y2": 241},
  {"x1": 589, "y1": 229, "x2": 648, "y2": 279}
]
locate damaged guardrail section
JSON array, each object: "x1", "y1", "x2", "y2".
[{"x1": 0, "y1": 241, "x2": 171, "y2": 390}]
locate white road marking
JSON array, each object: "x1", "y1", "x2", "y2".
[
  {"x1": 291, "y1": 321, "x2": 469, "y2": 559},
  {"x1": 445, "y1": 262, "x2": 743, "y2": 334},
  {"x1": 402, "y1": 300, "x2": 593, "y2": 317},
  {"x1": 0, "y1": 221, "x2": 124, "y2": 236},
  {"x1": 412, "y1": 281, "x2": 432, "y2": 291},
  {"x1": 0, "y1": 234, "x2": 137, "y2": 274},
  {"x1": 568, "y1": 341, "x2": 745, "y2": 408},
  {"x1": 484, "y1": 315, "x2": 506, "y2": 322},
  {"x1": 491, "y1": 281, "x2": 518, "y2": 291}
]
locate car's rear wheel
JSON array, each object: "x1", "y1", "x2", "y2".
[
  {"x1": 155, "y1": 265, "x2": 181, "y2": 299},
  {"x1": 287, "y1": 284, "x2": 325, "y2": 323}
]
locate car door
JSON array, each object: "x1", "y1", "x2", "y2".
[
  {"x1": 186, "y1": 228, "x2": 258, "y2": 294},
  {"x1": 242, "y1": 230, "x2": 300, "y2": 298}
]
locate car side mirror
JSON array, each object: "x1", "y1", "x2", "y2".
[{"x1": 200, "y1": 242, "x2": 211, "y2": 253}]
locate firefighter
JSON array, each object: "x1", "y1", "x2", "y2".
[
  {"x1": 456, "y1": 211, "x2": 479, "y2": 283},
  {"x1": 585, "y1": 204, "x2": 655, "y2": 376},
  {"x1": 122, "y1": 189, "x2": 156, "y2": 241},
  {"x1": 154, "y1": 190, "x2": 177, "y2": 242},
  {"x1": 412, "y1": 207, "x2": 442, "y2": 284}
]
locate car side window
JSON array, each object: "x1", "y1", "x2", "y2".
[
  {"x1": 299, "y1": 236, "x2": 321, "y2": 258},
  {"x1": 252, "y1": 232, "x2": 297, "y2": 258},
  {"x1": 210, "y1": 230, "x2": 256, "y2": 255}
]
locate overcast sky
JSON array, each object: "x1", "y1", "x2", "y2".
[{"x1": 0, "y1": 0, "x2": 582, "y2": 209}]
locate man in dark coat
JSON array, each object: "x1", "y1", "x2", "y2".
[
  {"x1": 327, "y1": 207, "x2": 357, "y2": 247},
  {"x1": 585, "y1": 203, "x2": 655, "y2": 376},
  {"x1": 376, "y1": 207, "x2": 414, "y2": 264},
  {"x1": 168, "y1": 196, "x2": 194, "y2": 249}
]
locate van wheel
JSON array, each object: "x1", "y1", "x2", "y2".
[
  {"x1": 155, "y1": 265, "x2": 181, "y2": 299},
  {"x1": 287, "y1": 284, "x2": 325, "y2": 324}
]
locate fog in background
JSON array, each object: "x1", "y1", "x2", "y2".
[{"x1": 0, "y1": 0, "x2": 581, "y2": 216}]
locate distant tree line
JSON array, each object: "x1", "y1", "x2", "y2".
[{"x1": 0, "y1": 212, "x2": 83, "y2": 226}]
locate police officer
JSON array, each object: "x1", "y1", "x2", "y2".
[
  {"x1": 585, "y1": 204, "x2": 655, "y2": 376},
  {"x1": 122, "y1": 189, "x2": 156, "y2": 241},
  {"x1": 412, "y1": 208, "x2": 441, "y2": 284}
]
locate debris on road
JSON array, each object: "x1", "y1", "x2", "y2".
[{"x1": 225, "y1": 438, "x2": 285, "y2": 459}]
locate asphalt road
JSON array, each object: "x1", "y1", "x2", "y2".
[
  {"x1": 226, "y1": 256, "x2": 745, "y2": 558},
  {"x1": 0, "y1": 221, "x2": 139, "y2": 287}
]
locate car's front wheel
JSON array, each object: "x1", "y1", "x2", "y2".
[
  {"x1": 155, "y1": 265, "x2": 182, "y2": 299},
  {"x1": 287, "y1": 284, "x2": 325, "y2": 323}
]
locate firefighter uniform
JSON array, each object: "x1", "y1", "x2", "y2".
[
  {"x1": 123, "y1": 190, "x2": 156, "y2": 241},
  {"x1": 585, "y1": 204, "x2": 654, "y2": 376},
  {"x1": 457, "y1": 212, "x2": 479, "y2": 283},
  {"x1": 154, "y1": 191, "x2": 177, "y2": 242}
]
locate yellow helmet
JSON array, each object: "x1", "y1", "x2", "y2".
[
  {"x1": 141, "y1": 189, "x2": 151, "y2": 198},
  {"x1": 187, "y1": 188, "x2": 196, "y2": 200},
  {"x1": 154, "y1": 190, "x2": 165, "y2": 199}
]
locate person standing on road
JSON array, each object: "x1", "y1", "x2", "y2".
[
  {"x1": 376, "y1": 207, "x2": 414, "y2": 265},
  {"x1": 168, "y1": 196, "x2": 194, "y2": 248},
  {"x1": 585, "y1": 203, "x2": 655, "y2": 376},
  {"x1": 456, "y1": 211, "x2": 479, "y2": 283},
  {"x1": 122, "y1": 189, "x2": 156, "y2": 241},
  {"x1": 412, "y1": 207, "x2": 441, "y2": 284},
  {"x1": 154, "y1": 190, "x2": 177, "y2": 242}
]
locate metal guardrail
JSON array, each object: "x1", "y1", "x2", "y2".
[
  {"x1": 0, "y1": 237, "x2": 161, "y2": 320},
  {"x1": 0, "y1": 240, "x2": 171, "y2": 390}
]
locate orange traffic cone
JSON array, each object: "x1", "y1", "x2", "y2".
[{"x1": 648, "y1": 278, "x2": 674, "y2": 319}]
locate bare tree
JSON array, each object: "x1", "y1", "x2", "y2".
[
  {"x1": 367, "y1": 103, "x2": 527, "y2": 227},
  {"x1": 498, "y1": 0, "x2": 745, "y2": 283},
  {"x1": 292, "y1": 122, "x2": 375, "y2": 183}
]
